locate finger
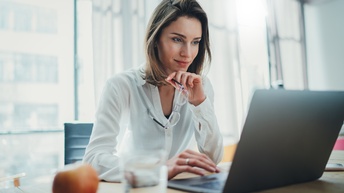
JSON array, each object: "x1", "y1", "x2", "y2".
[
  {"x1": 166, "y1": 72, "x2": 184, "y2": 88},
  {"x1": 173, "y1": 71, "x2": 183, "y2": 82},
  {"x1": 183, "y1": 150, "x2": 216, "y2": 165},
  {"x1": 183, "y1": 158, "x2": 217, "y2": 173},
  {"x1": 178, "y1": 157, "x2": 189, "y2": 166},
  {"x1": 166, "y1": 72, "x2": 176, "y2": 81},
  {"x1": 172, "y1": 79, "x2": 184, "y2": 90},
  {"x1": 170, "y1": 164, "x2": 207, "y2": 178},
  {"x1": 184, "y1": 73, "x2": 198, "y2": 88},
  {"x1": 181, "y1": 166, "x2": 207, "y2": 176},
  {"x1": 180, "y1": 73, "x2": 189, "y2": 88},
  {"x1": 166, "y1": 72, "x2": 181, "y2": 89},
  {"x1": 188, "y1": 76, "x2": 194, "y2": 88},
  {"x1": 178, "y1": 152, "x2": 217, "y2": 172},
  {"x1": 166, "y1": 78, "x2": 179, "y2": 89}
]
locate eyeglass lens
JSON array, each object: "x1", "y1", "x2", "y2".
[
  {"x1": 175, "y1": 90, "x2": 188, "y2": 105},
  {"x1": 167, "y1": 111, "x2": 180, "y2": 127},
  {"x1": 149, "y1": 79, "x2": 189, "y2": 129},
  {"x1": 164, "y1": 90, "x2": 187, "y2": 128}
]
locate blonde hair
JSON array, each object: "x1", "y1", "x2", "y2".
[{"x1": 144, "y1": 0, "x2": 211, "y2": 86}]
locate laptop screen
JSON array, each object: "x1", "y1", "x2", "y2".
[{"x1": 168, "y1": 89, "x2": 344, "y2": 193}]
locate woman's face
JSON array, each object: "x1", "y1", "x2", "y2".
[{"x1": 157, "y1": 16, "x2": 202, "y2": 75}]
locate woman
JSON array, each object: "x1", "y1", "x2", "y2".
[{"x1": 83, "y1": 0, "x2": 225, "y2": 181}]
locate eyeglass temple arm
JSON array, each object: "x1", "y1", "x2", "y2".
[
  {"x1": 172, "y1": 79, "x2": 189, "y2": 97},
  {"x1": 171, "y1": 79, "x2": 185, "y2": 89},
  {"x1": 147, "y1": 109, "x2": 167, "y2": 128},
  {"x1": 153, "y1": 117, "x2": 166, "y2": 128}
]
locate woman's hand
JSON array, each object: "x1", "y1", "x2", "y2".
[
  {"x1": 166, "y1": 149, "x2": 220, "y2": 180},
  {"x1": 166, "y1": 71, "x2": 206, "y2": 106}
]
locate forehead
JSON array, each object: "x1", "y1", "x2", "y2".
[{"x1": 162, "y1": 16, "x2": 202, "y2": 38}]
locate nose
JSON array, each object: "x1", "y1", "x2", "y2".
[{"x1": 180, "y1": 44, "x2": 191, "y2": 58}]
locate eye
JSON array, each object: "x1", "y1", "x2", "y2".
[
  {"x1": 192, "y1": 40, "x2": 200, "y2": 45},
  {"x1": 172, "y1": 37, "x2": 182, "y2": 42}
]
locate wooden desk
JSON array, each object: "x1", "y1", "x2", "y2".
[{"x1": 12, "y1": 150, "x2": 344, "y2": 193}]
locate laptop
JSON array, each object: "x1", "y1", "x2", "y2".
[{"x1": 168, "y1": 89, "x2": 344, "y2": 193}]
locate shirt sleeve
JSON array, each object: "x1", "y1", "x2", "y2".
[
  {"x1": 82, "y1": 77, "x2": 127, "y2": 182},
  {"x1": 188, "y1": 77, "x2": 224, "y2": 164}
]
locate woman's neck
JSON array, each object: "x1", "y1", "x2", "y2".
[{"x1": 158, "y1": 85, "x2": 175, "y2": 116}]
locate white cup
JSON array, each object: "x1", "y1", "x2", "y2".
[{"x1": 120, "y1": 149, "x2": 167, "y2": 193}]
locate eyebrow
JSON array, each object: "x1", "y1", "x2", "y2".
[{"x1": 171, "y1": 32, "x2": 202, "y2": 40}]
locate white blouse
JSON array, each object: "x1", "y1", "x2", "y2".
[{"x1": 83, "y1": 66, "x2": 224, "y2": 182}]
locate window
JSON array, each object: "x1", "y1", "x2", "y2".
[
  {"x1": 0, "y1": 0, "x2": 73, "y2": 187},
  {"x1": 0, "y1": 2, "x2": 10, "y2": 30},
  {"x1": 36, "y1": 8, "x2": 57, "y2": 33},
  {"x1": 13, "y1": 4, "x2": 33, "y2": 32}
]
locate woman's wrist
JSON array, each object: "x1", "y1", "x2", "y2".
[{"x1": 190, "y1": 95, "x2": 206, "y2": 106}]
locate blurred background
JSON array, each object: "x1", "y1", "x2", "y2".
[{"x1": 0, "y1": 0, "x2": 343, "y2": 187}]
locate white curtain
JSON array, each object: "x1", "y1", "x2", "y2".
[
  {"x1": 90, "y1": 0, "x2": 306, "y2": 145},
  {"x1": 198, "y1": 0, "x2": 243, "y2": 144},
  {"x1": 90, "y1": 0, "x2": 265, "y2": 145},
  {"x1": 265, "y1": 0, "x2": 308, "y2": 90},
  {"x1": 91, "y1": 0, "x2": 160, "y2": 102}
]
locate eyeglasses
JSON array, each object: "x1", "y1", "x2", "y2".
[{"x1": 148, "y1": 79, "x2": 188, "y2": 129}]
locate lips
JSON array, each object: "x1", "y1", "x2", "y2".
[{"x1": 175, "y1": 60, "x2": 190, "y2": 67}]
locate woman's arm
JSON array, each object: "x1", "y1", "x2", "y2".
[
  {"x1": 189, "y1": 76, "x2": 224, "y2": 164},
  {"x1": 83, "y1": 77, "x2": 127, "y2": 182},
  {"x1": 165, "y1": 73, "x2": 223, "y2": 179},
  {"x1": 166, "y1": 72, "x2": 224, "y2": 164}
]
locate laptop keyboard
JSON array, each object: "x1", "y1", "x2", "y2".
[{"x1": 191, "y1": 180, "x2": 225, "y2": 190}]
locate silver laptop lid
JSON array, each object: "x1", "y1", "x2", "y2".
[
  {"x1": 224, "y1": 89, "x2": 344, "y2": 192},
  {"x1": 168, "y1": 89, "x2": 344, "y2": 193}
]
